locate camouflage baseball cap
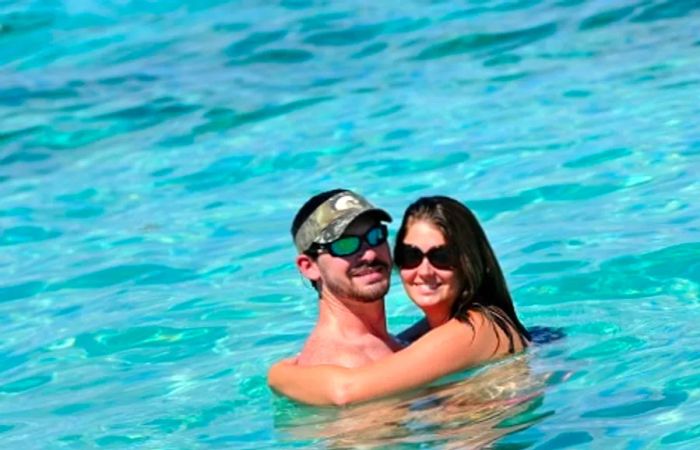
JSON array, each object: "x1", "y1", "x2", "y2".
[{"x1": 294, "y1": 190, "x2": 392, "y2": 253}]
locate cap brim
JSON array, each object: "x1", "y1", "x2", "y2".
[
  {"x1": 315, "y1": 208, "x2": 392, "y2": 245},
  {"x1": 359, "y1": 208, "x2": 392, "y2": 224}
]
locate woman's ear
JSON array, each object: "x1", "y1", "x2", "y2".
[{"x1": 296, "y1": 253, "x2": 321, "y2": 283}]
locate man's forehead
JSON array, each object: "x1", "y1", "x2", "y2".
[{"x1": 343, "y1": 214, "x2": 381, "y2": 234}]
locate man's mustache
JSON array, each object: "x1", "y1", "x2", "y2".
[{"x1": 349, "y1": 261, "x2": 390, "y2": 276}]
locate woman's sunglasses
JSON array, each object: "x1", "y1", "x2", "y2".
[
  {"x1": 395, "y1": 244, "x2": 454, "y2": 270},
  {"x1": 312, "y1": 224, "x2": 388, "y2": 257}
]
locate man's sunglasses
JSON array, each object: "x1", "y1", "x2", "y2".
[
  {"x1": 395, "y1": 244, "x2": 455, "y2": 270},
  {"x1": 312, "y1": 224, "x2": 388, "y2": 257}
]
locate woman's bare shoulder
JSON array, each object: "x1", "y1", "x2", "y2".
[{"x1": 465, "y1": 309, "x2": 527, "y2": 354}]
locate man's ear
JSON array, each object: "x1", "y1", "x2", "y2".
[{"x1": 296, "y1": 253, "x2": 321, "y2": 283}]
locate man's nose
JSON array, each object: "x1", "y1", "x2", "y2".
[{"x1": 358, "y1": 241, "x2": 381, "y2": 261}]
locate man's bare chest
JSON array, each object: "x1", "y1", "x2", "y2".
[{"x1": 298, "y1": 332, "x2": 394, "y2": 367}]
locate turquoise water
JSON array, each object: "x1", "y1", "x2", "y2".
[{"x1": 2, "y1": 0, "x2": 700, "y2": 447}]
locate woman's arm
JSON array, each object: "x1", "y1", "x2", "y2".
[
  {"x1": 268, "y1": 360, "x2": 352, "y2": 406},
  {"x1": 268, "y1": 311, "x2": 518, "y2": 406}
]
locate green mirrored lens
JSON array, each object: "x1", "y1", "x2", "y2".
[{"x1": 330, "y1": 237, "x2": 361, "y2": 256}]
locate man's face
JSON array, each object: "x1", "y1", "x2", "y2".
[{"x1": 316, "y1": 215, "x2": 392, "y2": 303}]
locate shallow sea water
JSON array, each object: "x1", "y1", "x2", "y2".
[{"x1": 2, "y1": 0, "x2": 700, "y2": 448}]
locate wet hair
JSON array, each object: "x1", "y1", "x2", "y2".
[
  {"x1": 291, "y1": 189, "x2": 346, "y2": 292},
  {"x1": 394, "y1": 196, "x2": 531, "y2": 352}
]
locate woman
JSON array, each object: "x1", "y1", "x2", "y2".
[{"x1": 269, "y1": 196, "x2": 531, "y2": 406}]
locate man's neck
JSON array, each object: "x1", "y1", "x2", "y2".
[
  {"x1": 296, "y1": 292, "x2": 399, "y2": 367},
  {"x1": 317, "y1": 292, "x2": 391, "y2": 341}
]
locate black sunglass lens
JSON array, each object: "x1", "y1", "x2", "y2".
[
  {"x1": 427, "y1": 248, "x2": 453, "y2": 269},
  {"x1": 399, "y1": 245, "x2": 424, "y2": 269},
  {"x1": 397, "y1": 245, "x2": 454, "y2": 269}
]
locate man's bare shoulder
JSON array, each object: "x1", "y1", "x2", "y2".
[{"x1": 296, "y1": 332, "x2": 373, "y2": 368}]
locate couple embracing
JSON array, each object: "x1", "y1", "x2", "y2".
[{"x1": 268, "y1": 189, "x2": 531, "y2": 406}]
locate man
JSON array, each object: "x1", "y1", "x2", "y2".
[{"x1": 289, "y1": 189, "x2": 402, "y2": 368}]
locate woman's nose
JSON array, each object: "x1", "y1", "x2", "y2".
[{"x1": 416, "y1": 256, "x2": 433, "y2": 276}]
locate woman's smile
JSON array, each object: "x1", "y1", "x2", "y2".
[{"x1": 399, "y1": 219, "x2": 461, "y2": 316}]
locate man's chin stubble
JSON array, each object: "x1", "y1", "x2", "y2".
[{"x1": 352, "y1": 280, "x2": 390, "y2": 303}]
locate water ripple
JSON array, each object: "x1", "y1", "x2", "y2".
[
  {"x1": 413, "y1": 22, "x2": 557, "y2": 60},
  {"x1": 632, "y1": 0, "x2": 700, "y2": 23},
  {"x1": 662, "y1": 424, "x2": 700, "y2": 445},
  {"x1": 0, "y1": 373, "x2": 53, "y2": 394},
  {"x1": 191, "y1": 96, "x2": 333, "y2": 137},
  {"x1": 304, "y1": 24, "x2": 382, "y2": 46},
  {"x1": 0, "y1": 281, "x2": 45, "y2": 303},
  {"x1": 579, "y1": 5, "x2": 636, "y2": 30},
  {"x1": 0, "y1": 226, "x2": 61, "y2": 246},
  {"x1": 225, "y1": 30, "x2": 288, "y2": 57},
  {"x1": 240, "y1": 49, "x2": 314, "y2": 64},
  {"x1": 73, "y1": 325, "x2": 228, "y2": 363},
  {"x1": 52, "y1": 264, "x2": 198, "y2": 290},
  {"x1": 0, "y1": 11, "x2": 53, "y2": 36},
  {"x1": 582, "y1": 389, "x2": 687, "y2": 419},
  {"x1": 516, "y1": 242, "x2": 700, "y2": 303}
]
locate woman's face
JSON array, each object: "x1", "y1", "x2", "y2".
[{"x1": 398, "y1": 219, "x2": 462, "y2": 315}]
